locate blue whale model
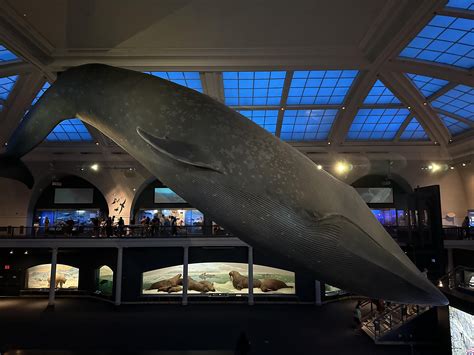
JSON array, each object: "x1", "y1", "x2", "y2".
[{"x1": 0, "y1": 64, "x2": 448, "y2": 305}]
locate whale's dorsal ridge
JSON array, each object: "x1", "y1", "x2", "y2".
[{"x1": 136, "y1": 127, "x2": 223, "y2": 174}]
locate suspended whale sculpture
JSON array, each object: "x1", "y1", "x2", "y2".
[{"x1": 0, "y1": 64, "x2": 447, "y2": 305}]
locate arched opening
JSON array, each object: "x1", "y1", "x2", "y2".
[
  {"x1": 30, "y1": 175, "x2": 108, "y2": 236},
  {"x1": 96, "y1": 265, "x2": 114, "y2": 297}
]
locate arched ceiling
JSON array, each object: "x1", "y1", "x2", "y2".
[{"x1": 0, "y1": 0, "x2": 472, "y2": 164}]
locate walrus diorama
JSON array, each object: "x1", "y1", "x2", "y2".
[
  {"x1": 146, "y1": 273, "x2": 182, "y2": 293},
  {"x1": 1, "y1": 63, "x2": 447, "y2": 305},
  {"x1": 229, "y1": 271, "x2": 292, "y2": 292},
  {"x1": 47, "y1": 274, "x2": 67, "y2": 288},
  {"x1": 184, "y1": 277, "x2": 216, "y2": 293}
]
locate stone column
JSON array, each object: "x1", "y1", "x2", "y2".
[
  {"x1": 115, "y1": 247, "x2": 123, "y2": 306},
  {"x1": 182, "y1": 246, "x2": 189, "y2": 306},
  {"x1": 315, "y1": 280, "x2": 322, "y2": 306},
  {"x1": 48, "y1": 247, "x2": 58, "y2": 307},
  {"x1": 248, "y1": 246, "x2": 254, "y2": 306}
]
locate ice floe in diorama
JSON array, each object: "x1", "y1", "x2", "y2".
[
  {"x1": 96, "y1": 265, "x2": 113, "y2": 296},
  {"x1": 449, "y1": 306, "x2": 474, "y2": 355},
  {"x1": 141, "y1": 262, "x2": 295, "y2": 295},
  {"x1": 26, "y1": 264, "x2": 79, "y2": 289}
]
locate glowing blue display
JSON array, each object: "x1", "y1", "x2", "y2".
[
  {"x1": 399, "y1": 15, "x2": 474, "y2": 69},
  {"x1": 145, "y1": 72, "x2": 203, "y2": 92},
  {"x1": 399, "y1": 117, "x2": 429, "y2": 140},
  {"x1": 0, "y1": 75, "x2": 18, "y2": 101},
  {"x1": 364, "y1": 80, "x2": 401, "y2": 104},
  {"x1": 406, "y1": 74, "x2": 449, "y2": 97},
  {"x1": 280, "y1": 109, "x2": 337, "y2": 141},
  {"x1": 0, "y1": 45, "x2": 18, "y2": 62},
  {"x1": 32, "y1": 82, "x2": 50, "y2": 106},
  {"x1": 431, "y1": 84, "x2": 474, "y2": 121},
  {"x1": 347, "y1": 108, "x2": 410, "y2": 140},
  {"x1": 287, "y1": 70, "x2": 358, "y2": 105},
  {"x1": 223, "y1": 71, "x2": 286, "y2": 106},
  {"x1": 439, "y1": 114, "x2": 472, "y2": 135},
  {"x1": 446, "y1": 0, "x2": 474, "y2": 10},
  {"x1": 238, "y1": 110, "x2": 278, "y2": 134},
  {"x1": 46, "y1": 119, "x2": 93, "y2": 142}
]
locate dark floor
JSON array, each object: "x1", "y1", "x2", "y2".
[{"x1": 0, "y1": 298, "x2": 450, "y2": 355}]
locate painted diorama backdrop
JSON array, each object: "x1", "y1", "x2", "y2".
[
  {"x1": 26, "y1": 264, "x2": 79, "y2": 289},
  {"x1": 142, "y1": 262, "x2": 295, "y2": 295},
  {"x1": 96, "y1": 265, "x2": 113, "y2": 296}
]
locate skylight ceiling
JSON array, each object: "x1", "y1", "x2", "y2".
[
  {"x1": 145, "y1": 72, "x2": 203, "y2": 92},
  {"x1": 439, "y1": 113, "x2": 472, "y2": 135},
  {"x1": 347, "y1": 108, "x2": 410, "y2": 140},
  {"x1": 0, "y1": 45, "x2": 18, "y2": 63},
  {"x1": 32, "y1": 82, "x2": 50, "y2": 106},
  {"x1": 431, "y1": 84, "x2": 474, "y2": 122},
  {"x1": 446, "y1": 0, "x2": 474, "y2": 10},
  {"x1": 0, "y1": 75, "x2": 18, "y2": 103},
  {"x1": 399, "y1": 15, "x2": 474, "y2": 69},
  {"x1": 406, "y1": 74, "x2": 449, "y2": 98},
  {"x1": 399, "y1": 117, "x2": 429, "y2": 141},
  {"x1": 287, "y1": 70, "x2": 358, "y2": 105},
  {"x1": 281, "y1": 109, "x2": 338, "y2": 141},
  {"x1": 46, "y1": 119, "x2": 92, "y2": 142},
  {"x1": 238, "y1": 110, "x2": 278, "y2": 134},
  {"x1": 363, "y1": 80, "x2": 401, "y2": 104},
  {"x1": 223, "y1": 71, "x2": 286, "y2": 106}
]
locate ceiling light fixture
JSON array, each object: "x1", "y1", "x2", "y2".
[
  {"x1": 9, "y1": 250, "x2": 13, "y2": 254},
  {"x1": 316, "y1": 165, "x2": 323, "y2": 170},
  {"x1": 334, "y1": 161, "x2": 351, "y2": 175},
  {"x1": 95, "y1": 142, "x2": 100, "y2": 146},
  {"x1": 90, "y1": 164, "x2": 99, "y2": 171}
]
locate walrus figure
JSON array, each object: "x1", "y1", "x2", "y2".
[
  {"x1": 259, "y1": 278, "x2": 293, "y2": 292},
  {"x1": 146, "y1": 273, "x2": 182, "y2": 292},
  {"x1": 229, "y1": 271, "x2": 262, "y2": 290}
]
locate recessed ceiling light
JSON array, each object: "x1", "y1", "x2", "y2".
[
  {"x1": 9, "y1": 250, "x2": 13, "y2": 254},
  {"x1": 342, "y1": 106, "x2": 346, "y2": 110},
  {"x1": 407, "y1": 106, "x2": 411, "y2": 109},
  {"x1": 316, "y1": 165, "x2": 322, "y2": 170},
  {"x1": 90, "y1": 164, "x2": 99, "y2": 171},
  {"x1": 462, "y1": 163, "x2": 466, "y2": 167},
  {"x1": 450, "y1": 166, "x2": 454, "y2": 170},
  {"x1": 95, "y1": 142, "x2": 100, "y2": 146},
  {"x1": 327, "y1": 142, "x2": 331, "y2": 145}
]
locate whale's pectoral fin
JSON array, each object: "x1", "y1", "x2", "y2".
[
  {"x1": 0, "y1": 155, "x2": 34, "y2": 189},
  {"x1": 136, "y1": 127, "x2": 223, "y2": 173}
]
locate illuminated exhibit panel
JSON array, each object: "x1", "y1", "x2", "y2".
[
  {"x1": 325, "y1": 284, "x2": 348, "y2": 297},
  {"x1": 26, "y1": 264, "x2": 79, "y2": 289},
  {"x1": 142, "y1": 263, "x2": 295, "y2": 295},
  {"x1": 96, "y1": 265, "x2": 113, "y2": 296},
  {"x1": 370, "y1": 209, "x2": 397, "y2": 226},
  {"x1": 449, "y1": 307, "x2": 474, "y2": 355},
  {"x1": 138, "y1": 209, "x2": 204, "y2": 233},
  {"x1": 36, "y1": 209, "x2": 100, "y2": 228}
]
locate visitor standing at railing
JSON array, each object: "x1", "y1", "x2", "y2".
[
  {"x1": 44, "y1": 216, "x2": 50, "y2": 235},
  {"x1": 117, "y1": 217, "x2": 124, "y2": 237},
  {"x1": 462, "y1": 216, "x2": 471, "y2": 240}
]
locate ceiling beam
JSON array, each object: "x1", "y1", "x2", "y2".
[
  {"x1": 380, "y1": 71, "x2": 451, "y2": 145},
  {"x1": 437, "y1": 7, "x2": 474, "y2": 20},
  {"x1": 394, "y1": 114, "x2": 415, "y2": 141},
  {"x1": 427, "y1": 82, "x2": 457, "y2": 101},
  {"x1": 0, "y1": 71, "x2": 46, "y2": 145},
  {"x1": 275, "y1": 71, "x2": 293, "y2": 137},
  {"x1": 0, "y1": 61, "x2": 34, "y2": 77},
  {"x1": 0, "y1": 1, "x2": 56, "y2": 82},
  {"x1": 433, "y1": 108, "x2": 474, "y2": 127},
  {"x1": 383, "y1": 59, "x2": 474, "y2": 86},
  {"x1": 200, "y1": 72, "x2": 224, "y2": 103}
]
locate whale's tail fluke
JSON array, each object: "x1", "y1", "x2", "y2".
[{"x1": 0, "y1": 155, "x2": 34, "y2": 189}]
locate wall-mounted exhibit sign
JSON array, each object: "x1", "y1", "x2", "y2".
[
  {"x1": 26, "y1": 264, "x2": 79, "y2": 289},
  {"x1": 54, "y1": 188, "x2": 94, "y2": 204},
  {"x1": 154, "y1": 188, "x2": 186, "y2": 204},
  {"x1": 96, "y1": 265, "x2": 113, "y2": 296},
  {"x1": 142, "y1": 262, "x2": 295, "y2": 295},
  {"x1": 355, "y1": 187, "x2": 393, "y2": 203},
  {"x1": 449, "y1": 306, "x2": 474, "y2": 355}
]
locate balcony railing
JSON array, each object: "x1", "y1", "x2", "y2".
[{"x1": 0, "y1": 225, "x2": 233, "y2": 239}]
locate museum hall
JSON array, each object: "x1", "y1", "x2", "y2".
[{"x1": 0, "y1": 0, "x2": 473, "y2": 354}]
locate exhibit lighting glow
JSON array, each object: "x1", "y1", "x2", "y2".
[
  {"x1": 9, "y1": 250, "x2": 13, "y2": 254},
  {"x1": 334, "y1": 161, "x2": 351, "y2": 175},
  {"x1": 317, "y1": 165, "x2": 323, "y2": 170},
  {"x1": 438, "y1": 280, "x2": 443, "y2": 288},
  {"x1": 90, "y1": 163, "x2": 99, "y2": 171}
]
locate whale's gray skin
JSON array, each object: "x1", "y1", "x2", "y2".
[{"x1": 1, "y1": 64, "x2": 447, "y2": 306}]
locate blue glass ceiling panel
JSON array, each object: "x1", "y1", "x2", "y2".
[
  {"x1": 46, "y1": 119, "x2": 92, "y2": 142},
  {"x1": 399, "y1": 117, "x2": 429, "y2": 140},
  {"x1": 446, "y1": 0, "x2": 474, "y2": 10},
  {"x1": 32, "y1": 82, "x2": 50, "y2": 106},
  {"x1": 406, "y1": 74, "x2": 449, "y2": 97},
  {"x1": 399, "y1": 15, "x2": 474, "y2": 69},
  {"x1": 347, "y1": 108, "x2": 410, "y2": 140},
  {"x1": 223, "y1": 71, "x2": 286, "y2": 106},
  {"x1": 431, "y1": 84, "x2": 474, "y2": 121},
  {"x1": 364, "y1": 80, "x2": 401, "y2": 104},
  {"x1": 439, "y1": 114, "x2": 471, "y2": 135},
  {"x1": 287, "y1": 70, "x2": 358, "y2": 105},
  {"x1": 0, "y1": 75, "x2": 18, "y2": 101},
  {"x1": 280, "y1": 109, "x2": 337, "y2": 141},
  {"x1": 145, "y1": 72, "x2": 203, "y2": 92},
  {"x1": 0, "y1": 45, "x2": 18, "y2": 62},
  {"x1": 238, "y1": 110, "x2": 278, "y2": 134}
]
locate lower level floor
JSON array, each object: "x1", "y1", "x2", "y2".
[{"x1": 0, "y1": 298, "x2": 451, "y2": 355}]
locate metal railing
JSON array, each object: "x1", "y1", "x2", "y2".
[
  {"x1": 362, "y1": 302, "x2": 429, "y2": 340},
  {"x1": 0, "y1": 224, "x2": 233, "y2": 239}
]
